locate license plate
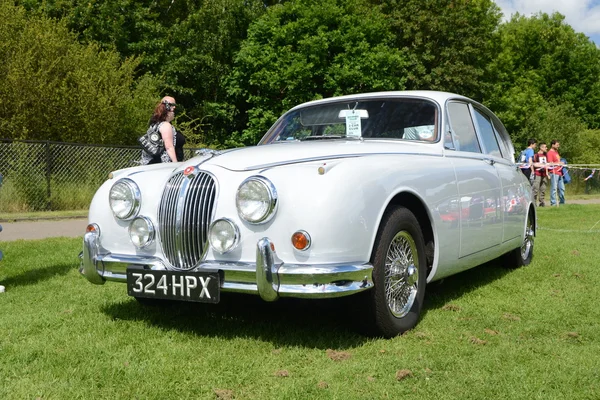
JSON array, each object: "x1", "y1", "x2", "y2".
[{"x1": 126, "y1": 267, "x2": 221, "y2": 303}]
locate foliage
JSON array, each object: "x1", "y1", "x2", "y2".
[
  {"x1": 0, "y1": 1, "x2": 160, "y2": 145},
  {"x1": 377, "y1": 0, "x2": 502, "y2": 99},
  {"x1": 485, "y1": 12, "x2": 600, "y2": 135},
  {"x1": 227, "y1": 0, "x2": 410, "y2": 145},
  {"x1": 15, "y1": 0, "x2": 268, "y2": 146},
  {"x1": 574, "y1": 130, "x2": 600, "y2": 164},
  {"x1": 515, "y1": 102, "x2": 586, "y2": 162},
  {"x1": 1, "y1": 206, "x2": 600, "y2": 398},
  {"x1": 3, "y1": 0, "x2": 600, "y2": 160}
]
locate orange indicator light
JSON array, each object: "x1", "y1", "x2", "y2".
[
  {"x1": 86, "y1": 224, "x2": 98, "y2": 233},
  {"x1": 291, "y1": 231, "x2": 311, "y2": 250}
]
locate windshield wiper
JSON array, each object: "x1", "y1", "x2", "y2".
[{"x1": 299, "y1": 135, "x2": 361, "y2": 141}]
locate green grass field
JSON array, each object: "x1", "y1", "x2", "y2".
[{"x1": 0, "y1": 205, "x2": 599, "y2": 399}]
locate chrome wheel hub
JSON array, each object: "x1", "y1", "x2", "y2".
[
  {"x1": 521, "y1": 218, "x2": 534, "y2": 260},
  {"x1": 385, "y1": 231, "x2": 419, "y2": 318}
]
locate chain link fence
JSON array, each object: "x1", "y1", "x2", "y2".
[
  {"x1": 1, "y1": 139, "x2": 599, "y2": 214},
  {"x1": 0, "y1": 139, "x2": 201, "y2": 213}
]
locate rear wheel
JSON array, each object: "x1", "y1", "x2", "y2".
[
  {"x1": 503, "y1": 208, "x2": 535, "y2": 268},
  {"x1": 363, "y1": 206, "x2": 427, "y2": 337}
]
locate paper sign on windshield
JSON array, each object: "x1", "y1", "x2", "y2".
[{"x1": 345, "y1": 110, "x2": 362, "y2": 137}]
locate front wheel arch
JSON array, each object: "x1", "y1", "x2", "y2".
[{"x1": 373, "y1": 192, "x2": 435, "y2": 278}]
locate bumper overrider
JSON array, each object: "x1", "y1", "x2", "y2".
[{"x1": 79, "y1": 230, "x2": 374, "y2": 301}]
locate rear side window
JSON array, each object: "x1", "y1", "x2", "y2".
[
  {"x1": 492, "y1": 119, "x2": 513, "y2": 162},
  {"x1": 473, "y1": 108, "x2": 502, "y2": 157},
  {"x1": 447, "y1": 102, "x2": 481, "y2": 153}
]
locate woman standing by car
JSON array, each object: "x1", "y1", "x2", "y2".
[{"x1": 140, "y1": 96, "x2": 186, "y2": 165}]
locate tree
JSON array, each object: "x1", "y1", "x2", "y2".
[
  {"x1": 0, "y1": 2, "x2": 159, "y2": 144},
  {"x1": 16, "y1": 0, "x2": 268, "y2": 147},
  {"x1": 376, "y1": 0, "x2": 502, "y2": 99},
  {"x1": 227, "y1": 0, "x2": 410, "y2": 145},
  {"x1": 517, "y1": 102, "x2": 585, "y2": 162},
  {"x1": 485, "y1": 12, "x2": 600, "y2": 134}
]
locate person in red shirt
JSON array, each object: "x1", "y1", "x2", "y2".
[
  {"x1": 547, "y1": 140, "x2": 565, "y2": 206},
  {"x1": 532, "y1": 142, "x2": 549, "y2": 207}
]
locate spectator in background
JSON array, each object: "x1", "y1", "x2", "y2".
[
  {"x1": 532, "y1": 142, "x2": 549, "y2": 207},
  {"x1": 519, "y1": 138, "x2": 537, "y2": 183},
  {"x1": 547, "y1": 140, "x2": 565, "y2": 206},
  {"x1": 140, "y1": 96, "x2": 186, "y2": 165}
]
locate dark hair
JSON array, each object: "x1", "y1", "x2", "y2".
[
  {"x1": 528, "y1": 138, "x2": 537, "y2": 146},
  {"x1": 551, "y1": 140, "x2": 559, "y2": 146},
  {"x1": 149, "y1": 102, "x2": 169, "y2": 125},
  {"x1": 539, "y1": 142, "x2": 546, "y2": 147}
]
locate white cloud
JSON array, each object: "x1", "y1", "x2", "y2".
[{"x1": 495, "y1": 0, "x2": 600, "y2": 44}]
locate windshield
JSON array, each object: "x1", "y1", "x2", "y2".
[{"x1": 260, "y1": 98, "x2": 438, "y2": 144}]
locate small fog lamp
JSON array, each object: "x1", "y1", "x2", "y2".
[
  {"x1": 209, "y1": 218, "x2": 240, "y2": 254},
  {"x1": 128, "y1": 216, "x2": 155, "y2": 248},
  {"x1": 291, "y1": 230, "x2": 311, "y2": 251}
]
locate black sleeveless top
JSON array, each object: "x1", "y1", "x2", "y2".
[{"x1": 174, "y1": 129, "x2": 186, "y2": 162}]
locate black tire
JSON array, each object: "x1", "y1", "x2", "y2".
[
  {"x1": 503, "y1": 208, "x2": 535, "y2": 268},
  {"x1": 363, "y1": 206, "x2": 427, "y2": 338}
]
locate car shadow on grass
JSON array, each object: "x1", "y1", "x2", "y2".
[
  {"x1": 101, "y1": 293, "x2": 368, "y2": 349},
  {"x1": 423, "y1": 258, "x2": 514, "y2": 314},
  {"x1": 100, "y1": 259, "x2": 516, "y2": 348},
  {"x1": 0, "y1": 263, "x2": 73, "y2": 288}
]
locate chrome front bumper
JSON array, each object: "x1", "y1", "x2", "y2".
[{"x1": 79, "y1": 231, "x2": 374, "y2": 301}]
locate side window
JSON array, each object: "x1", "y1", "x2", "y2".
[
  {"x1": 443, "y1": 124, "x2": 459, "y2": 150},
  {"x1": 447, "y1": 102, "x2": 481, "y2": 153},
  {"x1": 492, "y1": 119, "x2": 513, "y2": 162},
  {"x1": 473, "y1": 108, "x2": 501, "y2": 157}
]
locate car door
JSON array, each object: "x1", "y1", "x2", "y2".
[
  {"x1": 487, "y1": 113, "x2": 526, "y2": 243},
  {"x1": 444, "y1": 101, "x2": 503, "y2": 258}
]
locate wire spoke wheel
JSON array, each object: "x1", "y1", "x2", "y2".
[
  {"x1": 503, "y1": 207, "x2": 535, "y2": 269},
  {"x1": 361, "y1": 206, "x2": 427, "y2": 337},
  {"x1": 385, "y1": 231, "x2": 419, "y2": 318},
  {"x1": 520, "y1": 215, "x2": 534, "y2": 261}
]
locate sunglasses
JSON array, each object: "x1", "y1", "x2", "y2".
[{"x1": 162, "y1": 101, "x2": 177, "y2": 110}]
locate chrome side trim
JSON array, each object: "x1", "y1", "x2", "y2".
[{"x1": 243, "y1": 152, "x2": 444, "y2": 171}]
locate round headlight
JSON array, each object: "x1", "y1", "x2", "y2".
[
  {"x1": 128, "y1": 216, "x2": 155, "y2": 248},
  {"x1": 209, "y1": 218, "x2": 240, "y2": 254},
  {"x1": 236, "y1": 176, "x2": 277, "y2": 224},
  {"x1": 109, "y1": 179, "x2": 141, "y2": 220}
]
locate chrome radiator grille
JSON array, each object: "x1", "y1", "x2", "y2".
[{"x1": 158, "y1": 171, "x2": 217, "y2": 270}]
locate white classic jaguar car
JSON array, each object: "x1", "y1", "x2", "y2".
[{"x1": 80, "y1": 91, "x2": 535, "y2": 337}]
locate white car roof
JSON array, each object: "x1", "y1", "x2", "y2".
[{"x1": 288, "y1": 90, "x2": 472, "y2": 111}]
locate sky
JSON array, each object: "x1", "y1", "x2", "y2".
[{"x1": 495, "y1": 0, "x2": 600, "y2": 45}]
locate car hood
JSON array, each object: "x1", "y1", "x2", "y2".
[{"x1": 200, "y1": 140, "x2": 442, "y2": 171}]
